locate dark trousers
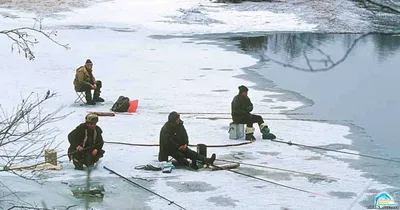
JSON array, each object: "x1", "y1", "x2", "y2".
[
  {"x1": 235, "y1": 114, "x2": 264, "y2": 128},
  {"x1": 72, "y1": 150, "x2": 102, "y2": 167},
  {"x1": 170, "y1": 147, "x2": 205, "y2": 166},
  {"x1": 77, "y1": 80, "x2": 102, "y2": 101}
]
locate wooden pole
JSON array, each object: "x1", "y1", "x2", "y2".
[{"x1": 88, "y1": 111, "x2": 116, "y2": 116}]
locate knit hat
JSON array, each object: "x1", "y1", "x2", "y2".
[
  {"x1": 85, "y1": 59, "x2": 93, "y2": 65},
  {"x1": 238, "y1": 85, "x2": 248, "y2": 94},
  {"x1": 85, "y1": 113, "x2": 98, "y2": 123}
]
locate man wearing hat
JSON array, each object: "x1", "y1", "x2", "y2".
[
  {"x1": 231, "y1": 85, "x2": 276, "y2": 140},
  {"x1": 73, "y1": 59, "x2": 105, "y2": 105},
  {"x1": 67, "y1": 113, "x2": 105, "y2": 170},
  {"x1": 158, "y1": 111, "x2": 216, "y2": 170}
]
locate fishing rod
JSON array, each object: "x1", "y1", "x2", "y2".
[
  {"x1": 271, "y1": 139, "x2": 400, "y2": 163},
  {"x1": 210, "y1": 164, "x2": 331, "y2": 198},
  {"x1": 218, "y1": 159, "x2": 368, "y2": 183},
  {"x1": 216, "y1": 159, "x2": 340, "y2": 182},
  {"x1": 195, "y1": 116, "x2": 331, "y2": 122},
  {"x1": 104, "y1": 141, "x2": 158, "y2": 147},
  {"x1": 158, "y1": 112, "x2": 312, "y2": 116},
  {"x1": 103, "y1": 166, "x2": 187, "y2": 210}
]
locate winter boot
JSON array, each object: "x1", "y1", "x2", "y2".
[
  {"x1": 205, "y1": 153, "x2": 216, "y2": 165},
  {"x1": 245, "y1": 127, "x2": 256, "y2": 141},
  {"x1": 260, "y1": 123, "x2": 276, "y2": 139},
  {"x1": 93, "y1": 91, "x2": 104, "y2": 102},
  {"x1": 85, "y1": 91, "x2": 96, "y2": 105},
  {"x1": 73, "y1": 160, "x2": 84, "y2": 170}
]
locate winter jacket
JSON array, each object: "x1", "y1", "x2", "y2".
[
  {"x1": 73, "y1": 66, "x2": 96, "y2": 91},
  {"x1": 158, "y1": 112, "x2": 189, "y2": 162},
  {"x1": 231, "y1": 94, "x2": 253, "y2": 122},
  {"x1": 67, "y1": 123, "x2": 104, "y2": 160}
]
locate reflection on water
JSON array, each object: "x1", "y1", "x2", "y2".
[
  {"x1": 231, "y1": 33, "x2": 400, "y2": 67},
  {"x1": 372, "y1": 34, "x2": 400, "y2": 62}
]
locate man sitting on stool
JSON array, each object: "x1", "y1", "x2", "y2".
[
  {"x1": 73, "y1": 59, "x2": 105, "y2": 105},
  {"x1": 231, "y1": 85, "x2": 276, "y2": 141}
]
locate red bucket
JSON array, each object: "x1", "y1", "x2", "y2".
[{"x1": 128, "y1": 100, "x2": 138, "y2": 112}]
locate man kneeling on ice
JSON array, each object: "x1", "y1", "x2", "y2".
[
  {"x1": 68, "y1": 113, "x2": 105, "y2": 170},
  {"x1": 231, "y1": 85, "x2": 276, "y2": 141},
  {"x1": 158, "y1": 111, "x2": 216, "y2": 170}
]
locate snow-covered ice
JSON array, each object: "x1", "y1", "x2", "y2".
[{"x1": 0, "y1": 0, "x2": 395, "y2": 209}]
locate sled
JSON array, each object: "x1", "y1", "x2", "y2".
[{"x1": 208, "y1": 162, "x2": 240, "y2": 171}]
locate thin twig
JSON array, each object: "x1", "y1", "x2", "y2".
[{"x1": 0, "y1": 19, "x2": 69, "y2": 60}]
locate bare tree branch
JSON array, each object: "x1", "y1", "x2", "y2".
[
  {"x1": 0, "y1": 19, "x2": 70, "y2": 60},
  {"x1": 0, "y1": 91, "x2": 72, "y2": 181},
  {"x1": 0, "y1": 91, "x2": 77, "y2": 209}
]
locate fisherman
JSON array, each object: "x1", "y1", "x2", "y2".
[
  {"x1": 158, "y1": 111, "x2": 216, "y2": 170},
  {"x1": 68, "y1": 113, "x2": 105, "y2": 170},
  {"x1": 73, "y1": 59, "x2": 105, "y2": 105},
  {"x1": 231, "y1": 85, "x2": 276, "y2": 140}
]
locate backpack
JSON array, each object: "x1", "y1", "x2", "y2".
[{"x1": 111, "y1": 96, "x2": 130, "y2": 112}]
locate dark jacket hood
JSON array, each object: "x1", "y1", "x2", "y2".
[{"x1": 168, "y1": 111, "x2": 180, "y2": 123}]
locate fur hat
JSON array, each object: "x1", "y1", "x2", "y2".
[{"x1": 85, "y1": 113, "x2": 98, "y2": 123}]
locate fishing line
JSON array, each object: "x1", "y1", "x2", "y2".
[
  {"x1": 271, "y1": 139, "x2": 400, "y2": 163},
  {"x1": 210, "y1": 164, "x2": 331, "y2": 198}
]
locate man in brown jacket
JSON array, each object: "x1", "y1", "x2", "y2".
[{"x1": 73, "y1": 59, "x2": 104, "y2": 105}]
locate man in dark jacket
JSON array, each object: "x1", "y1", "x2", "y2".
[
  {"x1": 73, "y1": 59, "x2": 105, "y2": 105},
  {"x1": 159, "y1": 111, "x2": 216, "y2": 170},
  {"x1": 231, "y1": 85, "x2": 276, "y2": 140},
  {"x1": 68, "y1": 113, "x2": 105, "y2": 170}
]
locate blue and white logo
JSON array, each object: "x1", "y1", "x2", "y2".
[{"x1": 375, "y1": 192, "x2": 398, "y2": 208}]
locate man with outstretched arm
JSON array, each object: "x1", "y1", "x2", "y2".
[{"x1": 159, "y1": 111, "x2": 216, "y2": 170}]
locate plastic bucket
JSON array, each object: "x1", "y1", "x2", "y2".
[{"x1": 128, "y1": 100, "x2": 139, "y2": 112}]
